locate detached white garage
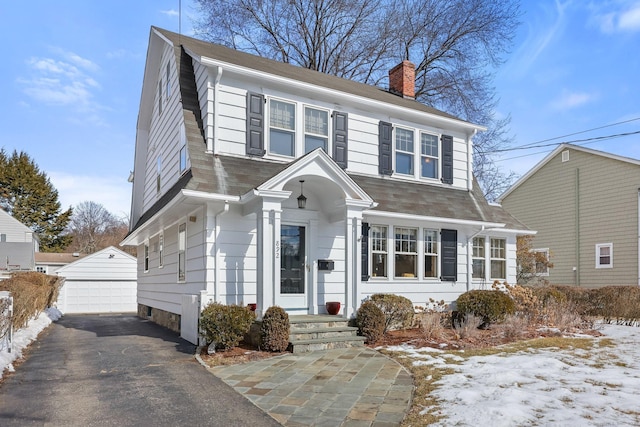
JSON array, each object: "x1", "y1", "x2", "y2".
[{"x1": 55, "y1": 246, "x2": 137, "y2": 314}]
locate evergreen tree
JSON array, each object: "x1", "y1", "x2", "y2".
[{"x1": 0, "y1": 150, "x2": 73, "y2": 252}]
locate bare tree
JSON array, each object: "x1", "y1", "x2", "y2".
[
  {"x1": 193, "y1": 0, "x2": 521, "y2": 197},
  {"x1": 67, "y1": 201, "x2": 129, "y2": 254}
]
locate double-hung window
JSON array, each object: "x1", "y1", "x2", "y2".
[
  {"x1": 144, "y1": 243, "x2": 149, "y2": 272},
  {"x1": 269, "y1": 99, "x2": 296, "y2": 156},
  {"x1": 472, "y1": 237, "x2": 485, "y2": 279},
  {"x1": 304, "y1": 107, "x2": 328, "y2": 153},
  {"x1": 395, "y1": 227, "x2": 417, "y2": 278},
  {"x1": 595, "y1": 243, "x2": 613, "y2": 268},
  {"x1": 371, "y1": 225, "x2": 388, "y2": 278},
  {"x1": 178, "y1": 223, "x2": 186, "y2": 282},
  {"x1": 159, "y1": 233, "x2": 164, "y2": 268},
  {"x1": 421, "y1": 133, "x2": 439, "y2": 179},
  {"x1": 395, "y1": 128, "x2": 414, "y2": 175},
  {"x1": 424, "y1": 229, "x2": 438, "y2": 278},
  {"x1": 490, "y1": 238, "x2": 506, "y2": 279},
  {"x1": 534, "y1": 248, "x2": 549, "y2": 275}
]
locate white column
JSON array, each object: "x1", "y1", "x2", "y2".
[
  {"x1": 344, "y1": 206, "x2": 363, "y2": 318},
  {"x1": 256, "y1": 197, "x2": 285, "y2": 316}
]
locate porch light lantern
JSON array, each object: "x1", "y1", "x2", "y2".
[{"x1": 297, "y1": 180, "x2": 307, "y2": 209}]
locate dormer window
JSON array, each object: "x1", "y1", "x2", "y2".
[{"x1": 269, "y1": 99, "x2": 296, "y2": 156}]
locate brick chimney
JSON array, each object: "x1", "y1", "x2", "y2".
[{"x1": 388, "y1": 60, "x2": 415, "y2": 99}]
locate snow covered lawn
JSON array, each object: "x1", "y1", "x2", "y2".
[{"x1": 385, "y1": 324, "x2": 640, "y2": 426}]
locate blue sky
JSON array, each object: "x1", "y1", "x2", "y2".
[{"x1": 1, "y1": 1, "x2": 639, "y2": 219}]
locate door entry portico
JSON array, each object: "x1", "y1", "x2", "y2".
[{"x1": 276, "y1": 224, "x2": 307, "y2": 310}]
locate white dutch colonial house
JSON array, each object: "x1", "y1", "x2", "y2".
[{"x1": 123, "y1": 27, "x2": 530, "y2": 343}]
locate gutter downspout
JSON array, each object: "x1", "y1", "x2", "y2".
[
  {"x1": 467, "y1": 129, "x2": 477, "y2": 191},
  {"x1": 467, "y1": 226, "x2": 485, "y2": 291},
  {"x1": 213, "y1": 201, "x2": 230, "y2": 302}
]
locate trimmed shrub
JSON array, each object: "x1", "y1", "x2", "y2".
[
  {"x1": 369, "y1": 293, "x2": 414, "y2": 332},
  {"x1": 456, "y1": 290, "x2": 515, "y2": 326},
  {"x1": 356, "y1": 301, "x2": 385, "y2": 343},
  {"x1": 260, "y1": 306, "x2": 290, "y2": 352},
  {"x1": 199, "y1": 302, "x2": 254, "y2": 351}
]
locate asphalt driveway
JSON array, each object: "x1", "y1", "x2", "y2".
[{"x1": 0, "y1": 314, "x2": 281, "y2": 426}]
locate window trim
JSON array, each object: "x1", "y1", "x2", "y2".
[
  {"x1": 472, "y1": 236, "x2": 486, "y2": 280},
  {"x1": 303, "y1": 105, "x2": 330, "y2": 154},
  {"x1": 144, "y1": 243, "x2": 149, "y2": 272},
  {"x1": 370, "y1": 225, "x2": 388, "y2": 279},
  {"x1": 394, "y1": 126, "x2": 415, "y2": 176},
  {"x1": 394, "y1": 226, "x2": 418, "y2": 279},
  {"x1": 268, "y1": 97, "x2": 297, "y2": 158},
  {"x1": 533, "y1": 248, "x2": 549, "y2": 276},
  {"x1": 420, "y1": 132, "x2": 440, "y2": 180},
  {"x1": 424, "y1": 229, "x2": 438, "y2": 278},
  {"x1": 490, "y1": 238, "x2": 506, "y2": 280},
  {"x1": 595, "y1": 243, "x2": 613, "y2": 269},
  {"x1": 178, "y1": 223, "x2": 186, "y2": 282}
]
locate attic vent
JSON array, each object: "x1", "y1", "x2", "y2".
[{"x1": 562, "y1": 150, "x2": 570, "y2": 162}]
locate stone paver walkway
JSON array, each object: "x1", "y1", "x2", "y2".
[{"x1": 205, "y1": 347, "x2": 413, "y2": 426}]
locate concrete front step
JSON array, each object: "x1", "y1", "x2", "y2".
[{"x1": 288, "y1": 315, "x2": 365, "y2": 353}]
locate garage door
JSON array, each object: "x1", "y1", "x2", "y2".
[{"x1": 57, "y1": 280, "x2": 137, "y2": 314}]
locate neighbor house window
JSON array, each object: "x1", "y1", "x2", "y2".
[
  {"x1": 178, "y1": 223, "x2": 186, "y2": 281},
  {"x1": 269, "y1": 99, "x2": 295, "y2": 156},
  {"x1": 596, "y1": 243, "x2": 613, "y2": 268},
  {"x1": 421, "y1": 133, "x2": 439, "y2": 179},
  {"x1": 534, "y1": 248, "x2": 549, "y2": 275},
  {"x1": 144, "y1": 244, "x2": 149, "y2": 272},
  {"x1": 304, "y1": 107, "x2": 328, "y2": 153},
  {"x1": 490, "y1": 238, "x2": 506, "y2": 279},
  {"x1": 159, "y1": 233, "x2": 164, "y2": 268},
  {"x1": 424, "y1": 229, "x2": 438, "y2": 278},
  {"x1": 371, "y1": 225, "x2": 388, "y2": 278},
  {"x1": 395, "y1": 128, "x2": 414, "y2": 175},
  {"x1": 472, "y1": 237, "x2": 485, "y2": 279},
  {"x1": 395, "y1": 227, "x2": 417, "y2": 278}
]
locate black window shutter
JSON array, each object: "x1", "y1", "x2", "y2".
[
  {"x1": 332, "y1": 112, "x2": 348, "y2": 169},
  {"x1": 440, "y1": 229, "x2": 457, "y2": 281},
  {"x1": 361, "y1": 222, "x2": 370, "y2": 281},
  {"x1": 378, "y1": 121, "x2": 393, "y2": 175},
  {"x1": 441, "y1": 134, "x2": 453, "y2": 184},
  {"x1": 246, "y1": 92, "x2": 265, "y2": 156}
]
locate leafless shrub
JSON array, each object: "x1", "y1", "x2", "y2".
[
  {"x1": 454, "y1": 314, "x2": 482, "y2": 340},
  {"x1": 541, "y1": 299, "x2": 585, "y2": 332},
  {"x1": 495, "y1": 315, "x2": 529, "y2": 341},
  {"x1": 417, "y1": 312, "x2": 446, "y2": 341},
  {"x1": 0, "y1": 272, "x2": 63, "y2": 330}
]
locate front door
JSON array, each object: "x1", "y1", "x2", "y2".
[{"x1": 277, "y1": 225, "x2": 307, "y2": 310}]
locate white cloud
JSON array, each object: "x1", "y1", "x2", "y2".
[
  {"x1": 49, "y1": 171, "x2": 132, "y2": 220},
  {"x1": 19, "y1": 48, "x2": 105, "y2": 120},
  {"x1": 550, "y1": 90, "x2": 596, "y2": 110},
  {"x1": 590, "y1": 1, "x2": 640, "y2": 33},
  {"x1": 161, "y1": 9, "x2": 179, "y2": 17}
]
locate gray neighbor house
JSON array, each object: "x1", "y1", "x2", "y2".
[{"x1": 499, "y1": 143, "x2": 640, "y2": 288}]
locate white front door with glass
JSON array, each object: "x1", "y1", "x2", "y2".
[{"x1": 276, "y1": 224, "x2": 308, "y2": 310}]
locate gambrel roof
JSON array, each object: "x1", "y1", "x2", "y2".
[{"x1": 129, "y1": 27, "x2": 527, "y2": 235}]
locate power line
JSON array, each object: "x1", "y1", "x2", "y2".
[{"x1": 493, "y1": 130, "x2": 640, "y2": 162}]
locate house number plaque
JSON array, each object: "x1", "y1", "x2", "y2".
[{"x1": 275, "y1": 241, "x2": 280, "y2": 258}]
